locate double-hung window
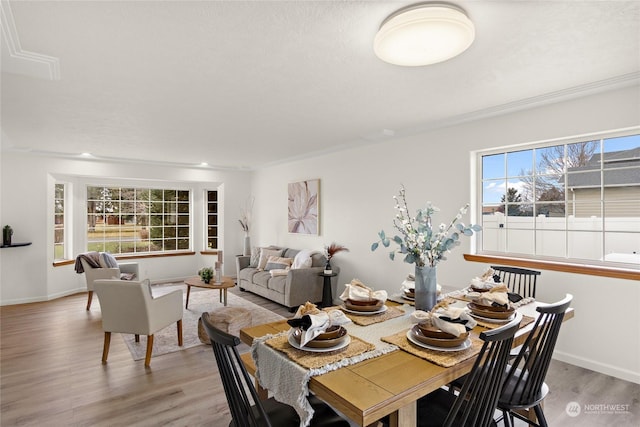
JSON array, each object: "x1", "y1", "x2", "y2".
[
  {"x1": 478, "y1": 130, "x2": 640, "y2": 267},
  {"x1": 87, "y1": 186, "x2": 191, "y2": 255}
]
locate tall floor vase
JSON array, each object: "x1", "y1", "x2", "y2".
[
  {"x1": 414, "y1": 265, "x2": 437, "y2": 311},
  {"x1": 243, "y1": 234, "x2": 251, "y2": 256}
]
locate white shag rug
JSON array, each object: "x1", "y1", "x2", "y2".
[{"x1": 121, "y1": 283, "x2": 285, "y2": 361}]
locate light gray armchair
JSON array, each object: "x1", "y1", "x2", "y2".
[
  {"x1": 80, "y1": 258, "x2": 139, "y2": 310},
  {"x1": 93, "y1": 279, "x2": 183, "y2": 367}
]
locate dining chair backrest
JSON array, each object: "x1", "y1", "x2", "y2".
[
  {"x1": 445, "y1": 311, "x2": 522, "y2": 427},
  {"x1": 491, "y1": 266, "x2": 541, "y2": 299},
  {"x1": 201, "y1": 312, "x2": 272, "y2": 427},
  {"x1": 500, "y1": 294, "x2": 573, "y2": 409}
]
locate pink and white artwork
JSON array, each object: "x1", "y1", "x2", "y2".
[{"x1": 288, "y1": 179, "x2": 319, "y2": 235}]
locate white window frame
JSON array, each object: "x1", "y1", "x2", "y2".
[{"x1": 474, "y1": 126, "x2": 640, "y2": 270}]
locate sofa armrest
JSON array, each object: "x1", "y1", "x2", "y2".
[{"x1": 236, "y1": 255, "x2": 250, "y2": 278}]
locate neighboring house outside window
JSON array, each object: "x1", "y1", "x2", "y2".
[
  {"x1": 478, "y1": 131, "x2": 640, "y2": 266},
  {"x1": 206, "y1": 190, "x2": 218, "y2": 250},
  {"x1": 54, "y1": 183, "x2": 65, "y2": 260},
  {"x1": 87, "y1": 186, "x2": 190, "y2": 255}
]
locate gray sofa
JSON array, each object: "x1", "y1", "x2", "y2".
[{"x1": 235, "y1": 247, "x2": 340, "y2": 311}]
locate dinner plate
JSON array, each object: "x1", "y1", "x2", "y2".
[
  {"x1": 344, "y1": 300, "x2": 384, "y2": 312},
  {"x1": 411, "y1": 325, "x2": 468, "y2": 348},
  {"x1": 469, "y1": 311, "x2": 515, "y2": 324},
  {"x1": 467, "y1": 303, "x2": 515, "y2": 320},
  {"x1": 406, "y1": 330, "x2": 471, "y2": 352},
  {"x1": 287, "y1": 331, "x2": 351, "y2": 353},
  {"x1": 341, "y1": 304, "x2": 388, "y2": 316},
  {"x1": 402, "y1": 294, "x2": 415, "y2": 301}
]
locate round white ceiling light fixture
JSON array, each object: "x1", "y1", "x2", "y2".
[{"x1": 374, "y1": 2, "x2": 475, "y2": 66}]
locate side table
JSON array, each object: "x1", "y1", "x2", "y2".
[{"x1": 318, "y1": 272, "x2": 337, "y2": 307}]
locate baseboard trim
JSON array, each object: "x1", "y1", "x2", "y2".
[
  {"x1": 1, "y1": 287, "x2": 86, "y2": 306},
  {"x1": 554, "y1": 350, "x2": 640, "y2": 385}
]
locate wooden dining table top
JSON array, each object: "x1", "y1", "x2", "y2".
[{"x1": 239, "y1": 300, "x2": 574, "y2": 427}]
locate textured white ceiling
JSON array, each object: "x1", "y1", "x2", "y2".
[{"x1": 1, "y1": 0, "x2": 639, "y2": 170}]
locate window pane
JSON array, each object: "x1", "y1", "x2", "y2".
[
  {"x1": 478, "y1": 132, "x2": 638, "y2": 266},
  {"x1": 482, "y1": 154, "x2": 504, "y2": 180},
  {"x1": 507, "y1": 150, "x2": 533, "y2": 177},
  {"x1": 86, "y1": 185, "x2": 190, "y2": 255}
]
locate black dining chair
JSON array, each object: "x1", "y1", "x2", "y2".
[
  {"x1": 413, "y1": 312, "x2": 523, "y2": 427},
  {"x1": 491, "y1": 266, "x2": 541, "y2": 299},
  {"x1": 200, "y1": 313, "x2": 350, "y2": 427},
  {"x1": 497, "y1": 294, "x2": 573, "y2": 427}
]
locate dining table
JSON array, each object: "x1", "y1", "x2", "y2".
[{"x1": 239, "y1": 293, "x2": 574, "y2": 427}]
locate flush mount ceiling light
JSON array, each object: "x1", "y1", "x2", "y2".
[{"x1": 374, "y1": 2, "x2": 475, "y2": 66}]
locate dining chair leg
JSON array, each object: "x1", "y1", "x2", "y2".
[
  {"x1": 177, "y1": 319, "x2": 183, "y2": 346},
  {"x1": 533, "y1": 404, "x2": 548, "y2": 427},
  {"x1": 501, "y1": 410, "x2": 513, "y2": 427},
  {"x1": 145, "y1": 335, "x2": 154, "y2": 367},
  {"x1": 86, "y1": 291, "x2": 93, "y2": 311},
  {"x1": 102, "y1": 331, "x2": 111, "y2": 364}
]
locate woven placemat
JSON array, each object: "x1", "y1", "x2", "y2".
[
  {"x1": 265, "y1": 333, "x2": 376, "y2": 370},
  {"x1": 381, "y1": 329, "x2": 483, "y2": 368},
  {"x1": 474, "y1": 314, "x2": 535, "y2": 330},
  {"x1": 342, "y1": 305, "x2": 406, "y2": 326}
]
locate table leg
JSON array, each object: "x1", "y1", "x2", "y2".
[
  {"x1": 223, "y1": 289, "x2": 228, "y2": 306},
  {"x1": 321, "y1": 276, "x2": 332, "y2": 307},
  {"x1": 388, "y1": 401, "x2": 416, "y2": 427},
  {"x1": 185, "y1": 285, "x2": 191, "y2": 309}
]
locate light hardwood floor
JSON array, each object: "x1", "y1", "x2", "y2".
[{"x1": 1, "y1": 287, "x2": 638, "y2": 426}]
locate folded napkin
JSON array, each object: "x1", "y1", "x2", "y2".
[
  {"x1": 469, "y1": 267, "x2": 502, "y2": 290},
  {"x1": 411, "y1": 304, "x2": 477, "y2": 338},
  {"x1": 287, "y1": 311, "x2": 351, "y2": 347},
  {"x1": 340, "y1": 278, "x2": 388, "y2": 302},
  {"x1": 469, "y1": 284, "x2": 510, "y2": 307}
]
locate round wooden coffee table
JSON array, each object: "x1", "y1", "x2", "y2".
[{"x1": 184, "y1": 276, "x2": 235, "y2": 309}]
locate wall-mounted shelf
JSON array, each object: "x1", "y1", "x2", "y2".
[{"x1": 0, "y1": 242, "x2": 32, "y2": 248}]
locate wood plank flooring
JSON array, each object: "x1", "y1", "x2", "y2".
[{"x1": 1, "y1": 287, "x2": 638, "y2": 426}]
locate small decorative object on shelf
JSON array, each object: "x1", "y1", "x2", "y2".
[
  {"x1": 3, "y1": 225, "x2": 13, "y2": 246},
  {"x1": 324, "y1": 242, "x2": 349, "y2": 274},
  {"x1": 198, "y1": 267, "x2": 214, "y2": 284}
]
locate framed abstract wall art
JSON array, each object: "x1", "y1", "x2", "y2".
[{"x1": 288, "y1": 179, "x2": 319, "y2": 235}]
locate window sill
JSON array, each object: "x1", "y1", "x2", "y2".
[
  {"x1": 53, "y1": 251, "x2": 196, "y2": 267},
  {"x1": 464, "y1": 254, "x2": 640, "y2": 281}
]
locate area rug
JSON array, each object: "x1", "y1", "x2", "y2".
[{"x1": 122, "y1": 284, "x2": 286, "y2": 361}]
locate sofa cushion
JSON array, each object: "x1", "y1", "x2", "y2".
[
  {"x1": 239, "y1": 267, "x2": 259, "y2": 283},
  {"x1": 252, "y1": 271, "x2": 272, "y2": 288},
  {"x1": 265, "y1": 256, "x2": 293, "y2": 271},
  {"x1": 268, "y1": 275, "x2": 288, "y2": 294},
  {"x1": 258, "y1": 248, "x2": 283, "y2": 270}
]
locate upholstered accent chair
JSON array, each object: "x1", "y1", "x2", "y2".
[
  {"x1": 93, "y1": 279, "x2": 183, "y2": 367},
  {"x1": 79, "y1": 255, "x2": 139, "y2": 310}
]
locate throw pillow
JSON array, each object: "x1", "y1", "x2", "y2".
[
  {"x1": 257, "y1": 248, "x2": 283, "y2": 270},
  {"x1": 264, "y1": 256, "x2": 293, "y2": 271},
  {"x1": 120, "y1": 272, "x2": 136, "y2": 280},
  {"x1": 249, "y1": 246, "x2": 261, "y2": 268},
  {"x1": 99, "y1": 252, "x2": 119, "y2": 269},
  {"x1": 292, "y1": 249, "x2": 314, "y2": 269}
]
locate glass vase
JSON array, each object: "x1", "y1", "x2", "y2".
[{"x1": 414, "y1": 265, "x2": 437, "y2": 311}]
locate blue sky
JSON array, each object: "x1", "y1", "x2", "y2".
[{"x1": 482, "y1": 134, "x2": 640, "y2": 204}]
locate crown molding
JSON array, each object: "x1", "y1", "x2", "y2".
[{"x1": 1, "y1": 0, "x2": 60, "y2": 80}]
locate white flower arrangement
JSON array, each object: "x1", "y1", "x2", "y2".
[{"x1": 371, "y1": 186, "x2": 481, "y2": 267}]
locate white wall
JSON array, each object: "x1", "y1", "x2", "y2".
[
  {"x1": 0, "y1": 153, "x2": 251, "y2": 304},
  {"x1": 250, "y1": 86, "x2": 640, "y2": 384}
]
